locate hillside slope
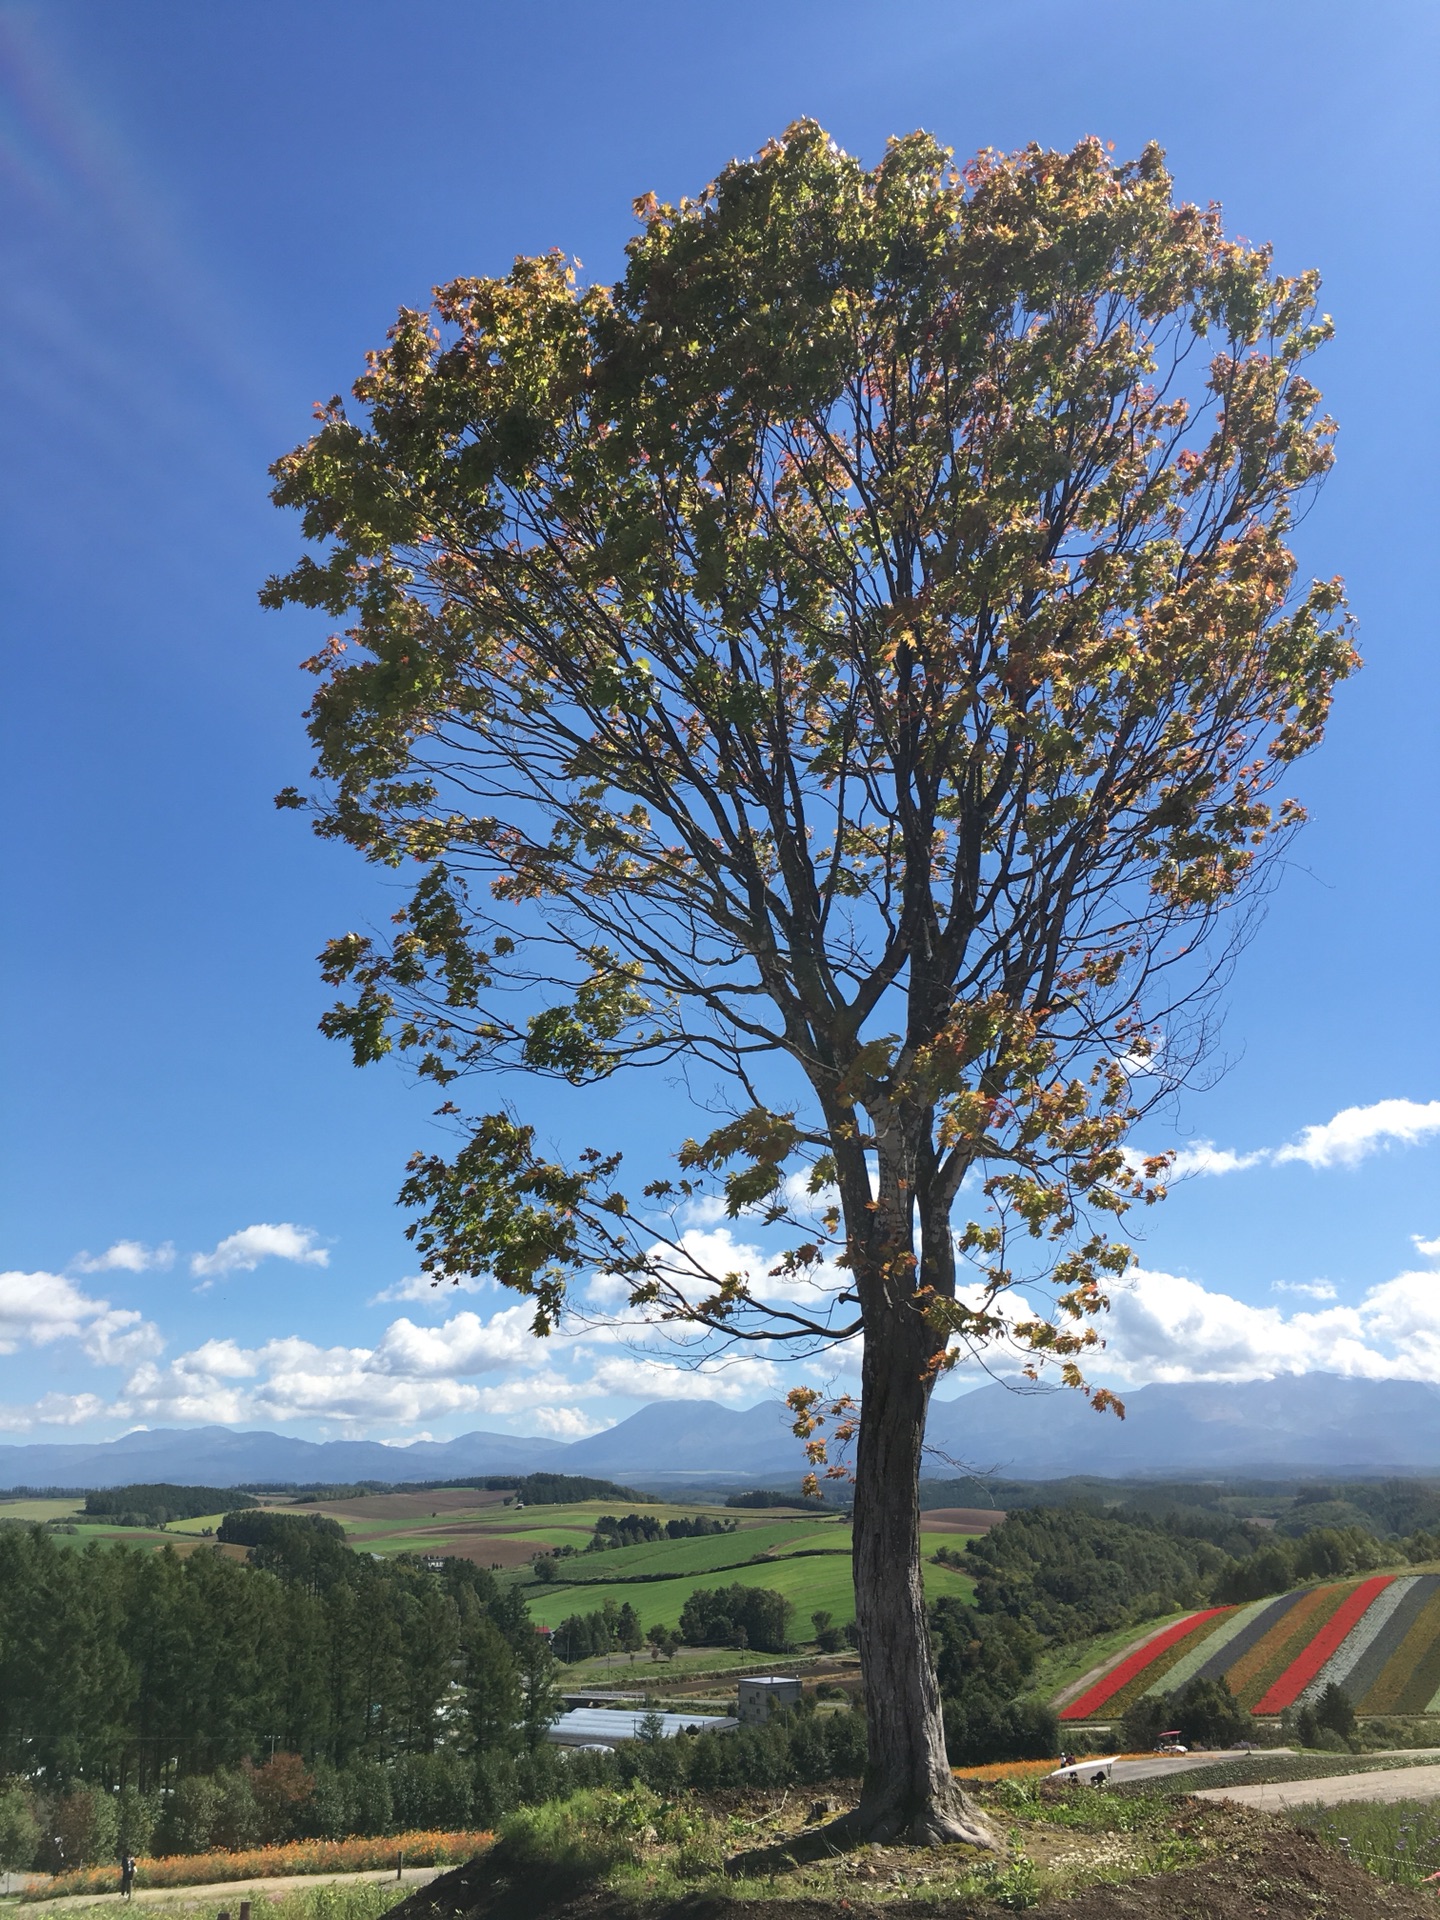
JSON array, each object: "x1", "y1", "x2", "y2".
[{"x1": 1059, "y1": 1570, "x2": 1440, "y2": 1721}]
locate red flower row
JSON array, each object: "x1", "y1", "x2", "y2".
[
  {"x1": 1061, "y1": 1608, "x2": 1231, "y2": 1722},
  {"x1": 1252, "y1": 1576, "x2": 1394, "y2": 1714}
]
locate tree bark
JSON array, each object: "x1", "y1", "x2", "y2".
[{"x1": 843, "y1": 1300, "x2": 999, "y2": 1848}]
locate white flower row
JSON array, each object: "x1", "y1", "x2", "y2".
[
  {"x1": 1298, "y1": 1576, "x2": 1417, "y2": 1707},
  {"x1": 1140, "y1": 1597, "x2": 1272, "y2": 1700}
]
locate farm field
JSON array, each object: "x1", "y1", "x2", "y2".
[
  {"x1": 1, "y1": 1486, "x2": 977, "y2": 1633},
  {"x1": 0, "y1": 1497, "x2": 85, "y2": 1523},
  {"x1": 522, "y1": 1523, "x2": 976, "y2": 1634},
  {"x1": 263, "y1": 1492, "x2": 845, "y2": 1571},
  {"x1": 1059, "y1": 1567, "x2": 1440, "y2": 1722},
  {"x1": 259, "y1": 1485, "x2": 976, "y2": 1629}
]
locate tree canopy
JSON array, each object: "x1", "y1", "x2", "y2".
[{"x1": 266, "y1": 123, "x2": 1352, "y2": 1843}]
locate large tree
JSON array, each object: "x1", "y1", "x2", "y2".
[{"x1": 265, "y1": 126, "x2": 1353, "y2": 1844}]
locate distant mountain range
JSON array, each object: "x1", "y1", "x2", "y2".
[{"x1": 4, "y1": 1374, "x2": 1440, "y2": 1491}]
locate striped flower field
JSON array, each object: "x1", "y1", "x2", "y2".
[{"x1": 1059, "y1": 1571, "x2": 1440, "y2": 1722}]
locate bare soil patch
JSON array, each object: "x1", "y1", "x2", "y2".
[
  {"x1": 920, "y1": 1509, "x2": 1006, "y2": 1533},
  {"x1": 1048, "y1": 1815, "x2": 1432, "y2": 1916},
  {"x1": 408, "y1": 1533, "x2": 541, "y2": 1568}
]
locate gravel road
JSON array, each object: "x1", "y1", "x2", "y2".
[{"x1": 1195, "y1": 1763, "x2": 1440, "y2": 1810}]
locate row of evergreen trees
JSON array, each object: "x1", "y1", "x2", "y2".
[
  {"x1": 0, "y1": 1526, "x2": 555, "y2": 1790},
  {"x1": 586, "y1": 1512, "x2": 736, "y2": 1552}
]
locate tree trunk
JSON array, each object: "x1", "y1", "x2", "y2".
[{"x1": 844, "y1": 1306, "x2": 999, "y2": 1848}]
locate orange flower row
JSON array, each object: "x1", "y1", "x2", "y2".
[{"x1": 26, "y1": 1829, "x2": 493, "y2": 1902}]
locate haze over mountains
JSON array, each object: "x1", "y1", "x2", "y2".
[{"x1": 4, "y1": 1374, "x2": 1440, "y2": 1489}]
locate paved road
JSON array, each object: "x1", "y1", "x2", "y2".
[
  {"x1": 16, "y1": 1866, "x2": 440, "y2": 1911},
  {"x1": 1050, "y1": 1747, "x2": 1278, "y2": 1788},
  {"x1": 1195, "y1": 1762, "x2": 1440, "y2": 1810}
]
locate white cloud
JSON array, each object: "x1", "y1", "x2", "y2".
[
  {"x1": 371, "y1": 1306, "x2": 536, "y2": 1380},
  {"x1": 0, "y1": 1392, "x2": 106, "y2": 1432},
  {"x1": 1272, "y1": 1279, "x2": 1338, "y2": 1301},
  {"x1": 39, "y1": 1391, "x2": 106, "y2": 1425},
  {"x1": 530, "y1": 1406, "x2": 614, "y2": 1439},
  {"x1": 1169, "y1": 1143, "x2": 1267, "y2": 1178},
  {"x1": 73, "y1": 1239, "x2": 174, "y2": 1274},
  {"x1": 1272, "y1": 1099, "x2": 1440, "y2": 1170},
  {"x1": 0, "y1": 1270, "x2": 137, "y2": 1354},
  {"x1": 1411, "y1": 1234, "x2": 1440, "y2": 1262},
  {"x1": 586, "y1": 1271, "x2": 633, "y2": 1307},
  {"x1": 112, "y1": 1302, "x2": 566, "y2": 1432},
  {"x1": 586, "y1": 1353, "x2": 783, "y2": 1402},
  {"x1": 1095, "y1": 1261, "x2": 1440, "y2": 1386},
  {"x1": 118, "y1": 1336, "x2": 490, "y2": 1430},
  {"x1": 82, "y1": 1308, "x2": 164, "y2": 1367},
  {"x1": 1156, "y1": 1097, "x2": 1440, "y2": 1182},
  {"x1": 471, "y1": 1371, "x2": 598, "y2": 1414},
  {"x1": 370, "y1": 1274, "x2": 487, "y2": 1305},
  {"x1": 190, "y1": 1223, "x2": 330, "y2": 1281}
]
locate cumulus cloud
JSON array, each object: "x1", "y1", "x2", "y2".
[
  {"x1": 0, "y1": 1392, "x2": 107, "y2": 1432},
  {"x1": 370, "y1": 1274, "x2": 487, "y2": 1305},
  {"x1": 370, "y1": 1306, "x2": 536, "y2": 1379},
  {"x1": 118, "y1": 1336, "x2": 489, "y2": 1430},
  {"x1": 1096, "y1": 1261, "x2": 1440, "y2": 1386},
  {"x1": 1169, "y1": 1143, "x2": 1268, "y2": 1178},
  {"x1": 0, "y1": 1269, "x2": 159, "y2": 1364},
  {"x1": 471, "y1": 1371, "x2": 598, "y2": 1415},
  {"x1": 191, "y1": 1223, "x2": 330, "y2": 1281},
  {"x1": 82, "y1": 1308, "x2": 165, "y2": 1367},
  {"x1": 1272, "y1": 1279, "x2": 1338, "y2": 1301},
  {"x1": 1273, "y1": 1099, "x2": 1440, "y2": 1169},
  {"x1": 73, "y1": 1239, "x2": 174, "y2": 1274},
  {"x1": 530, "y1": 1406, "x2": 614, "y2": 1439},
  {"x1": 1411, "y1": 1234, "x2": 1440, "y2": 1262},
  {"x1": 585, "y1": 1353, "x2": 783, "y2": 1402},
  {"x1": 111, "y1": 1301, "x2": 573, "y2": 1432},
  {"x1": 1158, "y1": 1097, "x2": 1440, "y2": 1181}
]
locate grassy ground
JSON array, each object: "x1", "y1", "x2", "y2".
[
  {"x1": 1287, "y1": 1795, "x2": 1440, "y2": 1888},
  {"x1": 525, "y1": 1533, "x2": 974, "y2": 1635},
  {"x1": 560, "y1": 1644, "x2": 861, "y2": 1683},
  {"x1": 553, "y1": 1519, "x2": 843, "y2": 1581},
  {"x1": 0, "y1": 1498, "x2": 85, "y2": 1523},
  {"x1": 423, "y1": 1778, "x2": 1265, "y2": 1915}
]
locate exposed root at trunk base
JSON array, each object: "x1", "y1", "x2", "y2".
[
  {"x1": 822, "y1": 1782, "x2": 1001, "y2": 1852},
  {"x1": 724, "y1": 1780, "x2": 1000, "y2": 1875}
]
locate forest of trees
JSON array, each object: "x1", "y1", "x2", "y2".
[
  {"x1": 0, "y1": 1525, "x2": 553, "y2": 1792},
  {"x1": 84, "y1": 1487, "x2": 258, "y2": 1527},
  {"x1": 957, "y1": 1498, "x2": 1440, "y2": 1643},
  {"x1": 678, "y1": 1585, "x2": 793, "y2": 1652},
  {"x1": 0, "y1": 1513, "x2": 867, "y2": 1870},
  {"x1": 7, "y1": 1481, "x2": 1439, "y2": 1872}
]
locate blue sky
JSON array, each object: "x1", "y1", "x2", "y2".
[{"x1": 1, "y1": 0, "x2": 1437, "y2": 1447}]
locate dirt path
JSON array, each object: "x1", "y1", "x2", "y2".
[
  {"x1": 22, "y1": 1866, "x2": 440, "y2": 1911},
  {"x1": 1195, "y1": 1760, "x2": 1440, "y2": 1809}
]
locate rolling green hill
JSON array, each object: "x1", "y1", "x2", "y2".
[{"x1": 524, "y1": 1523, "x2": 976, "y2": 1634}]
